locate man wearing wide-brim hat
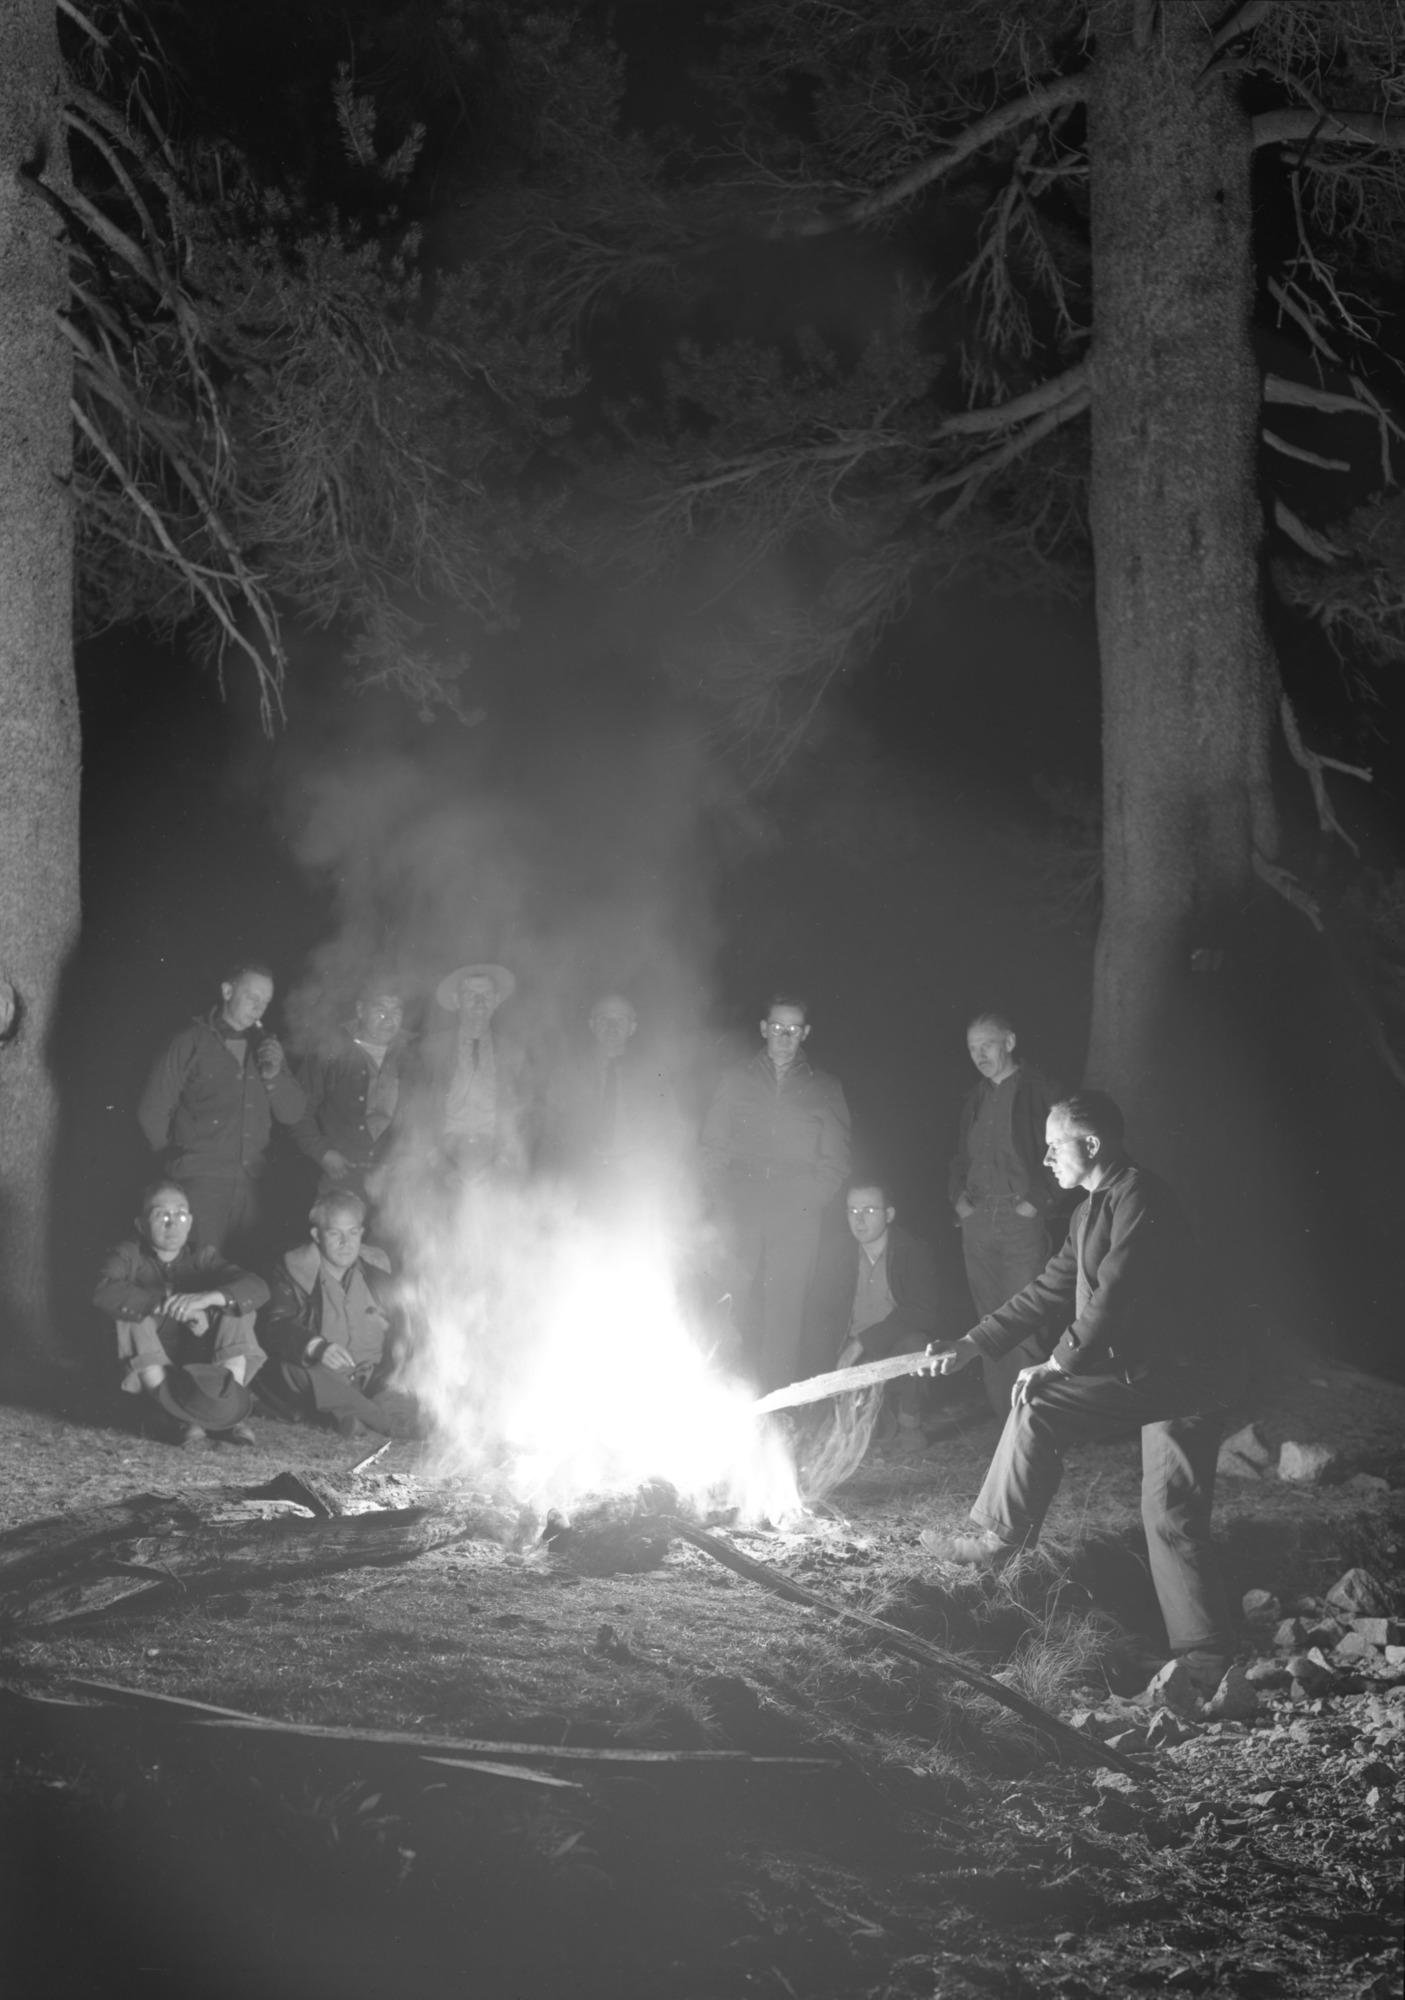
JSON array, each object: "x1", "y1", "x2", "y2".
[{"x1": 418, "y1": 963, "x2": 532, "y2": 1182}]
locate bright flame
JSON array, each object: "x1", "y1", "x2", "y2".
[{"x1": 395, "y1": 1175, "x2": 801, "y2": 1525}]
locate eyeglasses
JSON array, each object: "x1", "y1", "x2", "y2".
[
  {"x1": 766, "y1": 1023, "x2": 806, "y2": 1036},
  {"x1": 848, "y1": 1205, "x2": 888, "y2": 1218},
  {"x1": 148, "y1": 1210, "x2": 192, "y2": 1226}
]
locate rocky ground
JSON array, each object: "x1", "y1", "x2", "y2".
[{"x1": 0, "y1": 1333, "x2": 1401, "y2": 1998}]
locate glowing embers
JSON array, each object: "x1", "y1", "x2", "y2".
[{"x1": 399, "y1": 1182, "x2": 800, "y2": 1527}]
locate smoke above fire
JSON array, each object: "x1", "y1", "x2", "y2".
[{"x1": 273, "y1": 696, "x2": 799, "y2": 1520}]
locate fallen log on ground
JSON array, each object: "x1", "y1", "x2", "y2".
[
  {"x1": 45, "y1": 1681, "x2": 842, "y2": 1773},
  {"x1": 3, "y1": 1506, "x2": 471, "y2": 1631},
  {"x1": 667, "y1": 1518, "x2": 1145, "y2": 1778},
  {"x1": 751, "y1": 1351, "x2": 937, "y2": 1415}
]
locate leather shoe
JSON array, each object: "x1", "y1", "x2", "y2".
[
  {"x1": 220, "y1": 1420, "x2": 257, "y2": 1447},
  {"x1": 173, "y1": 1422, "x2": 208, "y2": 1450},
  {"x1": 919, "y1": 1526, "x2": 1021, "y2": 1568}
]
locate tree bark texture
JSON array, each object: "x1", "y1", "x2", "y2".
[
  {"x1": 1085, "y1": 1, "x2": 1276, "y2": 1170},
  {"x1": 0, "y1": 0, "x2": 80, "y2": 1359}
]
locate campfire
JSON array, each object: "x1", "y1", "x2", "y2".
[{"x1": 392, "y1": 1176, "x2": 805, "y2": 1529}]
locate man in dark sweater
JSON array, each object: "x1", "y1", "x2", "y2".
[
  {"x1": 806, "y1": 1180, "x2": 944, "y2": 1453},
  {"x1": 138, "y1": 963, "x2": 306, "y2": 1257},
  {"x1": 925, "y1": 1090, "x2": 1237, "y2": 1691},
  {"x1": 949, "y1": 1012, "x2": 1060, "y2": 1415}
]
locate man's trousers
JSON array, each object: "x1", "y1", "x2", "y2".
[
  {"x1": 719, "y1": 1178, "x2": 824, "y2": 1394},
  {"x1": 967, "y1": 1365, "x2": 1233, "y2": 1655},
  {"x1": 960, "y1": 1198, "x2": 1048, "y2": 1414}
]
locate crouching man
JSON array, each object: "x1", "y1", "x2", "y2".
[
  {"x1": 806, "y1": 1180, "x2": 944, "y2": 1455},
  {"x1": 922, "y1": 1091, "x2": 1238, "y2": 1695},
  {"x1": 94, "y1": 1182, "x2": 268, "y2": 1447},
  {"x1": 258, "y1": 1192, "x2": 420, "y2": 1439}
]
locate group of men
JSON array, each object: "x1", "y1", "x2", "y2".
[{"x1": 102, "y1": 959, "x2": 1240, "y2": 1685}]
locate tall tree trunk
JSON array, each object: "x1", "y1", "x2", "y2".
[
  {"x1": 0, "y1": 0, "x2": 80, "y2": 1365},
  {"x1": 1085, "y1": 0, "x2": 1277, "y2": 1190}
]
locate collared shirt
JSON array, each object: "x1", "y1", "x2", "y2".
[
  {"x1": 356, "y1": 1039, "x2": 400, "y2": 1139},
  {"x1": 443, "y1": 1032, "x2": 498, "y2": 1139},
  {"x1": 964, "y1": 1069, "x2": 1027, "y2": 1203},
  {"x1": 848, "y1": 1243, "x2": 894, "y2": 1340}
]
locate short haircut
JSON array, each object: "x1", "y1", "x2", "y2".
[
  {"x1": 766, "y1": 992, "x2": 809, "y2": 1020},
  {"x1": 1051, "y1": 1089, "x2": 1125, "y2": 1147},
  {"x1": 310, "y1": 1190, "x2": 368, "y2": 1231},
  {"x1": 221, "y1": 960, "x2": 274, "y2": 990},
  {"x1": 845, "y1": 1177, "x2": 894, "y2": 1211},
  {"x1": 968, "y1": 1011, "x2": 1015, "y2": 1036},
  {"x1": 138, "y1": 1180, "x2": 189, "y2": 1216}
]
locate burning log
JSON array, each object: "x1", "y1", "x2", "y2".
[
  {"x1": 750, "y1": 1351, "x2": 937, "y2": 1416},
  {"x1": 667, "y1": 1518, "x2": 1146, "y2": 1778}
]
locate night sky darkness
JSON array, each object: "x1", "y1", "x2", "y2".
[{"x1": 54, "y1": 1, "x2": 1405, "y2": 1373}]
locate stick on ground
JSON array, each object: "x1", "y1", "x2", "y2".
[{"x1": 667, "y1": 1518, "x2": 1144, "y2": 1777}]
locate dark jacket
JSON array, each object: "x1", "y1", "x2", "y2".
[
  {"x1": 260, "y1": 1240, "x2": 402, "y2": 1371},
  {"x1": 541, "y1": 1043, "x2": 685, "y2": 1175},
  {"x1": 948, "y1": 1061, "x2": 1059, "y2": 1214},
  {"x1": 293, "y1": 1028, "x2": 419, "y2": 1172},
  {"x1": 94, "y1": 1240, "x2": 269, "y2": 1322},
  {"x1": 967, "y1": 1159, "x2": 1207, "y2": 1382},
  {"x1": 138, "y1": 1013, "x2": 306, "y2": 1181},
  {"x1": 805, "y1": 1222, "x2": 943, "y2": 1363},
  {"x1": 701, "y1": 1051, "x2": 850, "y2": 1203}
]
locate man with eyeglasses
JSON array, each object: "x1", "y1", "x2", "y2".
[
  {"x1": 949, "y1": 1011, "x2": 1060, "y2": 1415},
  {"x1": 805, "y1": 1180, "x2": 944, "y2": 1453},
  {"x1": 702, "y1": 994, "x2": 851, "y2": 1392},
  {"x1": 257, "y1": 1191, "x2": 419, "y2": 1438},
  {"x1": 94, "y1": 1182, "x2": 269, "y2": 1446},
  {"x1": 921, "y1": 1090, "x2": 1237, "y2": 1699}
]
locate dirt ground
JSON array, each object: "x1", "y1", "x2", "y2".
[{"x1": 1, "y1": 1334, "x2": 1402, "y2": 1999}]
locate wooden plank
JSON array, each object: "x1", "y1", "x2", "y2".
[
  {"x1": 751, "y1": 1351, "x2": 934, "y2": 1415},
  {"x1": 667, "y1": 1517, "x2": 1146, "y2": 1778},
  {"x1": 182, "y1": 1714, "x2": 842, "y2": 1767}
]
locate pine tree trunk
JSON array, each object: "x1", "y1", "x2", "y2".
[
  {"x1": 1085, "y1": 0, "x2": 1276, "y2": 1177},
  {"x1": 0, "y1": 0, "x2": 80, "y2": 1363}
]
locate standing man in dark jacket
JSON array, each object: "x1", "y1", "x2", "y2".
[
  {"x1": 702, "y1": 994, "x2": 850, "y2": 1393},
  {"x1": 293, "y1": 982, "x2": 418, "y2": 1215},
  {"x1": 138, "y1": 963, "x2": 306, "y2": 1256},
  {"x1": 925, "y1": 1090, "x2": 1237, "y2": 1692},
  {"x1": 806, "y1": 1179, "x2": 943, "y2": 1452},
  {"x1": 949, "y1": 1012, "x2": 1059, "y2": 1415}
]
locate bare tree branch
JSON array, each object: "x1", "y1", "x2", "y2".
[
  {"x1": 1254, "y1": 108, "x2": 1405, "y2": 151},
  {"x1": 768, "y1": 73, "x2": 1088, "y2": 238},
  {"x1": 915, "y1": 384, "x2": 1091, "y2": 511},
  {"x1": 1279, "y1": 693, "x2": 1372, "y2": 858},
  {"x1": 1273, "y1": 497, "x2": 1346, "y2": 561},
  {"x1": 1262, "y1": 428, "x2": 1352, "y2": 471},
  {"x1": 1254, "y1": 849, "x2": 1324, "y2": 931},
  {"x1": 939, "y1": 361, "x2": 1091, "y2": 436}
]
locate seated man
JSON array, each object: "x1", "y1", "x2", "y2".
[
  {"x1": 93, "y1": 1181, "x2": 268, "y2": 1447},
  {"x1": 923, "y1": 1090, "x2": 1237, "y2": 1694},
  {"x1": 806, "y1": 1180, "x2": 943, "y2": 1453},
  {"x1": 257, "y1": 1192, "x2": 418, "y2": 1438}
]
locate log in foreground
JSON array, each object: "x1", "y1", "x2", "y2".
[
  {"x1": 57, "y1": 1681, "x2": 841, "y2": 1772},
  {"x1": 668, "y1": 1518, "x2": 1145, "y2": 1778},
  {"x1": 751, "y1": 1350, "x2": 936, "y2": 1416}
]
